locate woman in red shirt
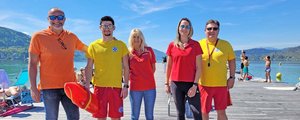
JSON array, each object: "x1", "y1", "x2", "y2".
[
  {"x1": 165, "y1": 18, "x2": 203, "y2": 120},
  {"x1": 128, "y1": 28, "x2": 156, "y2": 120}
]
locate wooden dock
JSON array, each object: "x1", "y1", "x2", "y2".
[{"x1": 2, "y1": 63, "x2": 300, "y2": 120}]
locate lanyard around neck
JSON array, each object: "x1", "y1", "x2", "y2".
[{"x1": 206, "y1": 39, "x2": 219, "y2": 67}]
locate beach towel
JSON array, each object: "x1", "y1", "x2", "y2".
[{"x1": 0, "y1": 105, "x2": 33, "y2": 117}]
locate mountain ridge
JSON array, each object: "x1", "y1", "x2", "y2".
[{"x1": 0, "y1": 26, "x2": 298, "y2": 61}]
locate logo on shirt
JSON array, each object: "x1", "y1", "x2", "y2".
[
  {"x1": 119, "y1": 106, "x2": 123, "y2": 113},
  {"x1": 112, "y1": 46, "x2": 118, "y2": 52}
]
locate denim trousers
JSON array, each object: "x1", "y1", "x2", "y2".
[
  {"x1": 129, "y1": 89, "x2": 156, "y2": 120},
  {"x1": 42, "y1": 89, "x2": 79, "y2": 120},
  {"x1": 170, "y1": 81, "x2": 202, "y2": 120}
]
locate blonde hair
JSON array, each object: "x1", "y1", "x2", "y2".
[
  {"x1": 128, "y1": 28, "x2": 148, "y2": 53},
  {"x1": 174, "y1": 18, "x2": 194, "y2": 49}
]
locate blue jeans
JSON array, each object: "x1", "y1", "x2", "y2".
[
  {"x1": 42, "y1": 89, "x2": 79, "y2": 120},
  {"x1": 129, "y1": 89, "x2": 156, "y2": 120}
]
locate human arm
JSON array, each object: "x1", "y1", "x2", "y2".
[
  {"x1": 165, "y1": 56, "x2": 172, "y2": 94},
  {"x1": 81, "y1": 45, "x2": 88, "y2": 53},
  {"x1": 28, "y1": 53, "x2": 40, "y2": 102},
  {"x1": 227, "y1": 59, "x2": 236, "y2": 89},
  {"x1": 84, "y1": 58, "x2": 94, "y2": 89},
  {"x1": 121, "y1": 54, "x2": 129, "y2": 99},
  {"x1": 187, "y1": 55, "x2": 202, "y2": 97}
]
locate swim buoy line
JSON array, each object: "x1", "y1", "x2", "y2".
[{"x1": 64, "y1": 82, "x2": 99, "y2": 114}]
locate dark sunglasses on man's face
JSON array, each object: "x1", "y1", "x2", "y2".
[
  {"x1": 180, "y1": 25, "x2": 191, "y2": 29},
  {"x1": 206, "y1": 27, "x2": 219, "y2": 31},
  {"x1": 49, "y1": 15, "x2": 65, "y2": 21}
]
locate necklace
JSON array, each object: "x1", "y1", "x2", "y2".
[{"x1": 206, "y1": 39, "x2": 219, "y2": 67}]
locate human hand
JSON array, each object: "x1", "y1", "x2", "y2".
[
  {"x1": 120, "y1": 88, "x2": 128, "y2": 99},
  {"x1": 227, "y1": 78, "x2": 235, "y2": 89},
  {"x1": 165, "y1": 84, "x2": 171, "y2": 94},
  {"x1": 30, "y1": 87, "x2": 40, "y2": 102},
  {"x1": 187, "y1": 85, "x2": 198, "y2": 97}
]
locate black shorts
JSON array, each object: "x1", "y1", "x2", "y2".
[{"x1": 241, "y1": 63, "x2": 244, "y2": 69}]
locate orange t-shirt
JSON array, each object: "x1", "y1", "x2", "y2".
[{"x1": 29, "y1": 27, "x2": 86, "y2": 89}]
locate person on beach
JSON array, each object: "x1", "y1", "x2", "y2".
[
  {"x1": 28, "y1": 7, "x2": 87, "y2": 120},
  {"x1": 128, "y1": 28, "x2": 156, "y2": 120},
  {"x1": 243, "y1": 56, "x2": 249, "y2": 81},
  {"x1": 264, "y1": 56, "x2": 272, "y2": 83},
  {"x1": 0, "y1": 86, "x2": 21, "y2": 97},
  {"x1": 84, "y1": 16, "x2": 129, "y2": 120},
  {"x1": 76, "y1": 67, "x2": 85, "y2": 82},
  {"x1": 162, "y1": 56, "x2": 167, "y2": 73},
  {"x1": 198, "y1": 19, "x2": 236, "y2": 120},
  {"x1": 239, "y1": 50, "x2": 246, "y2": 80},
  {"x1": 165, "y1": 17, "x2": 203, "y2": 120}
]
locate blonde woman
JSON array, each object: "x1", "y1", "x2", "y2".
[
  {"x1": 128, "y1": 28, "x2": 156, "y2": 120},
  {"x1": 165, "y1": 18, "x2": 203, "y2": 120}
]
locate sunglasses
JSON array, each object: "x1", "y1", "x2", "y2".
[
  {"x1": 57, "y1": 38, "x2": 67, "y2": 50},
  {"x1": 206, "y1": 27, "x2": 219, "y2": 31},
  {"x1": 49, "y1": 15, "x2": 65, "y2": 21},
  {"x1": 180, "y1": 25, "x2": 191, "y2": 29},
  {"x1": 100, "y1": 24, "x2": 114, "y2": 29}
]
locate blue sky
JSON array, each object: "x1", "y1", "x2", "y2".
[{"x1": 0, "y1": 0, "x2": 299, "y2": 52}]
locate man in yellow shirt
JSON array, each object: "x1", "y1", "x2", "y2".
[
  {"x1": 198, "y1": 20, "x2": 236, "y2": 120},
  {"x1": 85, "y1": 16, "x2": 129, "y2": 120}
]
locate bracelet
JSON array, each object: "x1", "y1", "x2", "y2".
[
  {"x1": 164, "y1": 83, "x2": 169, "y2": 86},
  {"x1": 123, "y1": 84, "x2": 129, "y2": 88},
  {"x1": 229, "y1": 76, "x2": 235, "y2": 80},
  {"x1": 193, "y1": 83, "x2": 198, "y2": 86}
]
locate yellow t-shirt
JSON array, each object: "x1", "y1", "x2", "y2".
[
  {"x1": 198, "y1": 38, "x2": 235, "y2": 87},
  {"x1": 87, "y1": 39, "x2": 129, "y2": 88}
]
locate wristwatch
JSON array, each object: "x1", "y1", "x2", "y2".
[
  {"x1": 193, "y1": 82, "x2": 198, "y2": 86},
  {"x1": 229, "y1": 76, "x2": 235, "y2": 80},
  {"x1": 123, "y1": 84, "x2": 129, "y2": 88}
]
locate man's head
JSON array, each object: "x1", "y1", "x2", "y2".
[
  {"x1": 99, "y1": 16, "x2": 115, "y2": 37},
  {"x1": 48, "y1": 8, "x2": 65, "y2": 31},
  {"x1": 205, "y1": 19, "x2": 220, "y2": 40},
  {"x1": 266, "y1": 56, "x2": 270, "y2": 60}
]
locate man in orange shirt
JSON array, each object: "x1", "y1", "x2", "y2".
[{"x1": 28, "y1": 7, "x2": 87, "y2": 120}]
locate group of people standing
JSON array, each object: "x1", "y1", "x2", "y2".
[
  {"x1": 28, "y1": 7, "x2": 236, "y2": 120},
  {"x1": 239, "y1": 50, "x2": 250, "y2": 81},
  {"x1": 165, "y1": 18, "x2": 236, "y2": 120}
]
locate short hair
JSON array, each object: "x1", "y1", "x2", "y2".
[
  {"x1": 100, "y1": 16, "x2": 114, "y2": 25},
  {"x1": 266, "y1": 56, "x2": 270, "y2": 59},
  {"x1": 205, "y1": 19, "x2": 220, "y2": 29},
  {"x1": 128, "y1": 28, "x2": 147, "y2": 52},
  {"x1": 174, "y1": 17, "x2": 194, "y2": 48},
  {"x1": 245, "y1": 56, "x2": 248, "y2": 60},
  {"x1": 48, "y1": 7, "x2": 65, "y2": 15}
]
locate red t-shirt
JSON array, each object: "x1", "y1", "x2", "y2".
[
  {"x1": 166, "y1": 39, "x2": 203, "y2": 82},
  {"x1": 129, "y1": 47, "x2": 156, "y2": 91}
]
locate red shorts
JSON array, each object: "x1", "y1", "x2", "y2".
[
  {"x1": 199, "y1": 86, "x2": 229, "y2": 113},
  {"x1": 93, "y1": 87, "x2": 123, "y2": 118}
]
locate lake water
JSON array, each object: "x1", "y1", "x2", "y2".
[
  {"x1": 236, "y1": 61, "x2": 300, "y2": 84},
  {"x1": 1, "y1": 61, "x2": 300, "y2": 86}
]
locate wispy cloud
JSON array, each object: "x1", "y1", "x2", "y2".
[
  {"x1": 0, "y1": 10, "x2": 47, "y2": 34},
  {"x1": 124, "y1": 0, "x2": 189, "y2": 15},
  {"x1": 199, "y1": 0, "x2": 288, "y2": 13},
  {"x1": 222, "y1": 22, "x2": 238, "y2": 26},
  {"x1": 0, "y1": 10, "x2": 98, "y2": 44},
  {"x1": 136, "y1": 21, "x2": 159, "y2": 30}
]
